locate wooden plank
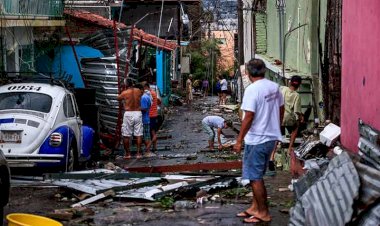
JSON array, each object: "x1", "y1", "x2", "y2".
[
  {"x1": 127, "y1": 161, "x2": 242, "y2": 173},
  {"x1": 71, "y1": 190, "x2": 115, "y2": 208}
]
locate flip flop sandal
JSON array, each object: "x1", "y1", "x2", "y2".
[
  {"x1": 243, "y1": 216, "x2": 271, "y2": 223},
  {"x1": 236, "y1": 211, "x2": 253, "y2": 218}
]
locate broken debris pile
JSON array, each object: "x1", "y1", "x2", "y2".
[
  {"x1": 289, "y1": 121, "x2": 380, "y2": 226},
  {"x1": 48, "y1": 169, "x2": 238, "y2": 205}
]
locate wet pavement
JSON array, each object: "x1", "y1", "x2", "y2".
[{"x1": 115, "y1": 96, "x2": 241, "y2": 169}]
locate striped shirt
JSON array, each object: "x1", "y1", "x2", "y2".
[{"x1": 149, "y1": 90, "x2": 158, "y2": 117}]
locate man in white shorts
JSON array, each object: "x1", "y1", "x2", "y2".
[{"x1": 117, "y1": 81, "x2": 143, "y2": 159}]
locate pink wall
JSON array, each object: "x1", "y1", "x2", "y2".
[{"x1": 342, "y1": 0, "x2": 380, "y2": 151}]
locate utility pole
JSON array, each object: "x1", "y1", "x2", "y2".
[
  {"x1": 276, "y1": 0, "x2": 286, "y2": 63},
  {"x1": 237, "y1": 0, "x2": 244, "y2": 65},
  {"x1": 177, "y1": 0, "x2": 182, "y2": 85}
]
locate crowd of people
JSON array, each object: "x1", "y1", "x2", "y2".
[
  {"x1": 185, "y1": 74, "x2": 229, "y2": 105},
  {"x1": 117, "y1": 81, "x2": 161, "y2": 159},
  {"x1": 118, "y1": 59, "x2": 303, "y2": 223}
]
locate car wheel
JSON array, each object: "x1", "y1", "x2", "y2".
[{"x1": 66, "y1": 145, "x2": 77, "y2": 172}]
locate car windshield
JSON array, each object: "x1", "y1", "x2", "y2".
[{"x1": 0, "y1": 92, "x2": 52, "y2": 113}]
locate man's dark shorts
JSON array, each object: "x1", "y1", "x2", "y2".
[
  {"x1": 143, "y1": 124, "x2": 151, "y2": 141},
  {"x1": 242, "y1": 141, "x2": 277, "y2": 181},
  {"x1": 150, "y1": 117, "x2": 158, "y2": 132}
]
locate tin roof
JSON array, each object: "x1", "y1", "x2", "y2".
[
  {"x1": 64, "y1": 9, "x2": 177, "y2": 51},
  {"x1": 289, "y1": 152, "x2": 360, "y2": 226},
  {"x1": 64, "y1": 9, "x2": 127, "y2": 29}
]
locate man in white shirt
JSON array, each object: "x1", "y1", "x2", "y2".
[
  {"x1": 219, "y1": 76, "x2": 228, "y2": 105},
  {"x1": 202, "y1": 115, "x2": 232, "y2": 150},
  {"x1": 234, "y1": 59, "x2": 284, "y2": 223}
]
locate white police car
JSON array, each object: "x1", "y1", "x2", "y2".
[{"x1": 0, "y1": 83, "x2": 94, "y2": 171}]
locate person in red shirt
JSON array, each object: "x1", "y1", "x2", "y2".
[{"x1": 146, "y1": 83, "x2": 161, "y2": 152}]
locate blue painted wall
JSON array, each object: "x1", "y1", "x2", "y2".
[
  {"x1": 36, "y1": 45, "x2": 103, "y2": 88},
  {"x1": 156, "y1": 49, "x2": 171, "y2": 106}
]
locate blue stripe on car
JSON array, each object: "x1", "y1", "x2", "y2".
[
  {"x1": 37, "y1": 126, "x2": 74, "y2": 168},
  {"x1": 0, "y1": 118, "x2": 14, "y2": 124}
]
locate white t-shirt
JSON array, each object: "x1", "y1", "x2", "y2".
[
  {"x1": 221, "y1": 79, "x2": 228, "y2": 91},
  {"x1": 241, "y1": 78, "x2": 284, "y2": 145},
  {"x1": 202, "y1": 116, "x2": 225, "y2": 128}
]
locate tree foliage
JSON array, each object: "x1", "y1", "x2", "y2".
[{"x1": 188, "y1": 39, "x2": 221, "y2": 81}]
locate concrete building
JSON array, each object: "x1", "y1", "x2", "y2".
[
  {"x1": 0, "y1": 0, "x2": 65, "y2": 76},
  {"x1": 212, "y1": 30, "x2": 236, "y2": 74},
  {"x1": 240, "y1": 0, "x2": 329, "y2": 125}
]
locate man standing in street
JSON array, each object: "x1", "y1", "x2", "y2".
[
  {"x1": 281, "y1": 75, "x2": 303, "y2": 151},
  {"x1": 234, "y1": 59, "x2": 284, "y2": 223},
  {"x1": 220, "y1": 76, "x2": 228, "y2": 105},
  {"x1": 146, "y1": 83, "x2": 161, "y2": 153},
  {"x1": 117, "y1": 80, "x2": 143, "y2": 159},
  {"x1": 201, "y1": 115, "x2": 232, "y2": 150},
  {"x1": 202, "y1": 78, "x2": 209, "y2": 97},
  {"x1": 268, "y1": 75, "x2": 303, "y2": 174},
  {"x1": 186, "y1": 74, "x2": 193, "y2": 105},
  {"x1": 140, "y1": 83, "x2": 153, "y2": 157}
]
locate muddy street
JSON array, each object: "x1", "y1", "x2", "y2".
[{"x1": 4, "y1": 97, "x2": 294, "y2": 226}]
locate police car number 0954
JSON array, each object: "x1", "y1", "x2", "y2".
[{"x1": 7, "y1": 85, "x2": 41, "y2": 91}]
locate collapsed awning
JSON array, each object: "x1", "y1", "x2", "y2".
[{"x1": 64, "y1": 9, "x2": 177, "y2": 51}]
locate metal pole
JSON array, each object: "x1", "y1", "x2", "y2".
[
  {"x1": 118, "y1": 0, "x2": 124, "y2": 23},
  {"x1": 278, "y1": 7, "x2": 284, "y2": 63},
  {"x1": 65, "y1": 26, "x2": 86, "y2": 86},
  {"x1": 237, "y1": 0, "x2": 244, "y2": 65},
  {"x1": 177, "y1": 0, "x2": 182, "y2": 83}
]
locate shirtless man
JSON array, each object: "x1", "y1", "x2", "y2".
[{"x1": 117, "y1": 81, "x2": 143, "y2": 159}]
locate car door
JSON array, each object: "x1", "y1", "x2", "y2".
[{"x1": 63, "y1": 94, "x2": 82, "y2": 155}]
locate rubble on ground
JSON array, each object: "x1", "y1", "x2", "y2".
[{"x1": 289, "y1": 122, "x2": 380, "y2": 226}]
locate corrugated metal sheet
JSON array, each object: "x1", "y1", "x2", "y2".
[
  {"x1": 358, "y1": 137, "x2": 380, "y2": 170},
  {"x1": 358, "y1": 121, "x2": 380, "y2": 170},
  {"x1": 53, "y1": 177, "x2": 162, "y2": 195},
  {"x1": 294, "y1": 137, "x2": 328, "y2": 160},
  {"x1": 357, "y1": 203, "x2": 380, "y2": 226},
  {"x1": 289, "y1": 152, "x2": 360, "y2": 226},
  {"x1": 255, "y1": 12, "x2": 267, "y2": 54},
  {"x1": 64, "y1": 9, "x2": 127, "y2": 29},
  {"x1": 354, "y1": 161, "x2": 380, "y2": 208},
  {"x1": 80, "y1": 56, "x2": 137, "y2": 134},
  {"x1": 293, "y1": 168, "x2": 323, "y2": 199}
]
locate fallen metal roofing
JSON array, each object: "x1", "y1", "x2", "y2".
[
  {"x1": 358, "y1": 121, "x2": 380, "y2": 170},
  {"x1": 115, "y1": 176, "x2": 236, "y2": 201},
  {"x1": 289, "y1": 152, "x2": 360, "y2": 226},
  {"x1": 116, "y1": 181, "x2": 189, "y2": 201},
  {"x1": 357, "y1": 203, "x2": 380, "y2": 226},
  {"x1": 294, "y1": 137, "x2": 328, "y2": 160},
  {"x1": 52, "y1": 177, "x2": 162, "y2": 195},
  {"x1": 65, "y1": 9, "x2": 177, "y2": 51},
  {"x1": 80, "y1": 57, "x2": 135, "y2": 134},
  {"x1": 354, "y1": 161, "x2": 380, "y2": 208},
  {"x1": 64, "y1": 9, "x2": 127, "y2": 29},
  {"x1": 293, "y1": 159, "x2": 329, "y2": 199}
]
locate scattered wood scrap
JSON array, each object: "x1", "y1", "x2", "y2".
[{"x1": 71, "y1": 190, "x2": 115, "y2": 208}]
